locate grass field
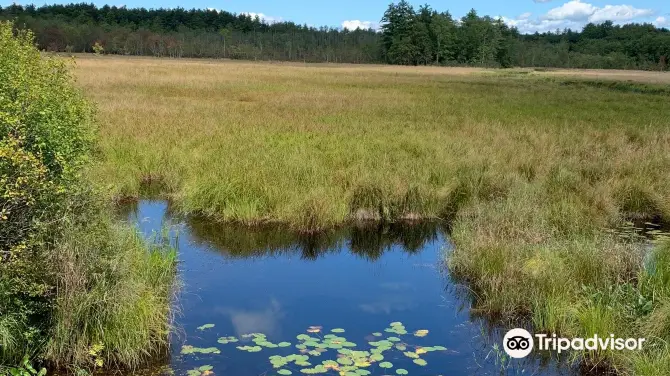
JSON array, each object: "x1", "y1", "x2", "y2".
[{"x1": 73, "y1": 55, "x2": 670, "y2": 373}]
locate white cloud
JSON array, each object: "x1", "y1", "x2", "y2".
[
  {"x1": 341, "y1": 20, "x2": 379, "y2": 30},
  {"x1": 502, "y1": 1, "x2": 656, "y2": 34},
  {"x1": 502, "y1": 16, "x2": 581, "y2": 34},
  {"x1": 544, "y1": 0, "x2": 597, "y2": 21},
  {"x1": 518, "y1": 12, "x2": 533, "y2": 20},
  {"x1": 656, "y1": 16, "x2": 669, "y2": 27},
  {"x1": 589, "y1": 5, "x2": 654, "y2": 23},
  {"x1": 241, "y1": 12, "x2": 283, "y2": 24}
]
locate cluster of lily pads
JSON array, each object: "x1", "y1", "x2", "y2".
[
  {"x1": 186, "y1": 365, "x2": 213, "y2": 376},
  {"x1": 180, "y1": 322, "x2": 447, "y2": 376}
]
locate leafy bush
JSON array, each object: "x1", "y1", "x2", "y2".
[
  {"x1": 0, "y1": 20, "x2": 94, "y2": 364},
  {"x1": 0, "y1": 21, "x2": 176, "y2": 371}
]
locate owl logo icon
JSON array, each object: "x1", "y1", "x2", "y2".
[{"x1": 503, "y1": 328, "x2": 534, "y2": 358}]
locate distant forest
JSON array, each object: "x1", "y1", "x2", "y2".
[{"x1": 2, "y1": 1, "x2": 669, "y2": 70}]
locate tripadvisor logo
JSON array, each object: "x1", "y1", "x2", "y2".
[
  {"x1": 503, "y1": 328, "x2": 534, "y2": 358},
  {"x1": 503, "y1": 328, "x2": 646, "y2": 359}
]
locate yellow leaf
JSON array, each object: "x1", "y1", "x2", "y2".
[{"x1": 414, "y1": 330, "x2": 429, "y2": 337}]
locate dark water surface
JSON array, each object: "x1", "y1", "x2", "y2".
[{"x1": 125, "y1": 200, "x2": 575, "y2": 376}]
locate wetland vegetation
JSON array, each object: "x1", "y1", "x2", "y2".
[
  {"x1": 1, "y1": 8, "x2": 670, "y2": 376},
  {"x1": 77, "y1": 55, "x2": 670, "y2": 375},
  {"x1": 0, "y1": 22, "x2": 177, "y2": 374}
]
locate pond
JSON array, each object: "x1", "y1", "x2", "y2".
[{"x1": 124, "y1": 200, "x2": 576, "y2": 376}]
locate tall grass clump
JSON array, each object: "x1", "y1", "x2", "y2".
[{"x1": 0, "y1": 22, "x2": 176, "y2": 372}]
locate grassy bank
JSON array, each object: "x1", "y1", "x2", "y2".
[
  {"x1": 73, "y1": 55, "x2": 670, "y2": 373},
  {"x1": 76, "y1": 56, "x2": 669, "y2": 229},
  {"x1": 0, "y1": 25, "x2": 177, "y2": 373}
]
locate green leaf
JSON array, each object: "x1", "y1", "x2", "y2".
[
  {"x1": 433, "y1": 346, "x2": 447, "y2": 351},
  {"x1": 337, "y1": 358, "x2": 353, "y2": 366},
  {"x1": 396, "y1": 369, "x2": 408, "y2": 375},
  {"x1": 371, "y1": 332, "x2": 382, "y2": 337},
  {"x1": 370, "y1": 354, "x2": 383, "y2": 361},
  {"x1": 278, "y1": 370, "x2": 292, "y2": 375},
  {"x1": 331, "y1": 328, "x2": 345, "y2": 333},
  {"x1": 198, "y1": 365, "x2": 213, "y2": 372},
  {"x1": 278, "y1": 342, "x2": 291, "y2": 347},
  {"x1": 197, "y1": 324, "x2": 215, "y2": 331},
  {"x1": 413, "y1": 359, "x2": 427, "y2": 366},
  {"x1": 379, "y1": 362, "x2": 393, "y2": 369}
]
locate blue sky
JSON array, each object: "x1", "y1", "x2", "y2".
[{"x1": 6, "y1": 0, "x2": 670, "y2": 33}]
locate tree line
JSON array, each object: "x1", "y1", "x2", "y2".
[{"x1": 1, "y1": 1, "x2": 669, "y2": 69}]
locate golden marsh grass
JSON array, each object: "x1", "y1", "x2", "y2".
[{"x1": 74, "y1": 55, "x2": 669, "y2": 228}]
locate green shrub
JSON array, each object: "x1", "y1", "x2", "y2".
[
  {"x1": 0, "y1": 21, "x2": 94, "y2": 365},
  {"x1": 0, "y1": 21, "x2": 176, "y2": 371}
]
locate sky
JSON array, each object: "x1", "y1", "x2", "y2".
[{"x1": 5, "y1": 0, "x2": 670, "y2": 33}]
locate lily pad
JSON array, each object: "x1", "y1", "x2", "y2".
[
  {"x1": 217, "y1": 336, "x2": 238, "y2": 344},
  {"x1": 337, "y1": 357, "x2": 353, "y2": 366},
  {"x1": 396, "y1": 369, "x2": 408, "y2": 375},
  {"x1": 414, "y1": 330, "x2": 429, "y2": 337},
  {"x1": 403, "y1": 351, "x2": 418, "y2": 359},
  {"x1": 379, "y1": 361, "x2": 393, "y2": 368},
  {"x1": 370, "y1": 353, "x2": 384, "y2": 361},
  {"x1": 181, "y1": 346, "x2": 220, "y2": 355},
  {"x1": 278, "y1": 342, "x2": 291, "y2": 347},
  {"x1": 433, "y1": 346, "x2": 447, "y2": 351},
  {"x1": 331, "y1": 328, "x2": 346, "y2": 333},
  {"x1": 197, "y1": 324, "x2": 215, "y2": 331},
  {"x1": 198, "y1": 365, "x2": 213, "y2": 372},
  {"x1": 278, "y1": 370, "x2": 292, "y2": 375},
  {"x1": 413, "y1": 359, "x2": 427, "y2": 366}
]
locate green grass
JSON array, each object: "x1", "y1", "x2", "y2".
[
  {"x1": 76, "y1": 58, "x2": 670, "y2": 230},
  {"x1": 73, "y1": 56, "x2": 670, "y2": 373},
  {"x1": 44, "y1": 205, "x2": 178, "y2": 370}
]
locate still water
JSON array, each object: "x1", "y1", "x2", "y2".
[{"x1": 125, "y1": 200, "x2": 574, "y2": 376}]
